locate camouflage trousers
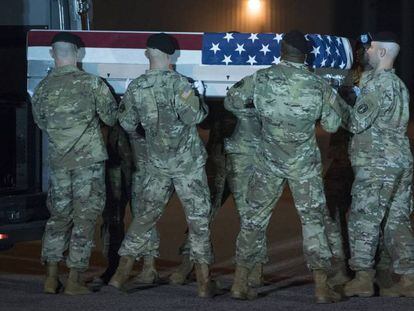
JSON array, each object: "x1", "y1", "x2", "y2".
[
  {"x1": 227, "y1": 154, "x2": 268, "y2": 264},
  {"x1": 128, "y1": 167, "x2": 164, "y2": 258},
  {"x1": 240, "y1": 165, "x2": 333, "y2": 270},
  {"x1": 41, "y1": 162, "x2": 105, "y2": 271},
  {"x1": 178, "y1": 150, "x2": 230, "y2": 255},
  {"x1": 348, "y1": 166, "x2": 414, "y2": 275},
  {"x1": 118, "y1": 165, "x2": 213, "y2": 264}
]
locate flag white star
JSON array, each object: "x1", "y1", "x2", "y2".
[
  {"x1": 260, "y1": 44, "x2": 271, "y2": 55},
  {"x1": 305, "y1": 34, "x2": 310, "y2": 41},
  {"x1": 248, "y1": 33, "x2": 259, "y2": 43},
  {"x1": 325, "y1": 46, "x2": 331, "y2": 55},
  {"x1": 327, "y1": 36, "x2": 332, "y2": 43},
  {"x1": 336, "y1": 48, "x2": 340, "y2": 56},
  {"x1": 321, "y1": 58, "x2": 327, "y2": 67},
  {"x1": 246, "y1": 55, "x2": 257, "y2": 65},
  {"x1": 222, "y1": 55, "x2": 232, "y2": 65},
  {"x1": 311, "y1": 46, "x2": 320, "y2": 57},
  {"x1": 235, "y1": 43, "x2": 246, "y2": 55},
  {"x1": 210, "y1": 43, "x2": 221, "y2": 54},
  {"x1": 272, "y1": 56, "x2": 281, "y2": 64},
  {"x1": 273, "y1": 33, "x2": 283, "y2": 43},
  {"x1": 223, "y1": 33, "x2": 234, "y2": 42},
  {"x1": 317, "y1": 34, "x2": 323, "y2": 40},
  {"x1": 336, "y1": 37, "x2": 342, "y2": 45},
  {"x1": 331, "y1": 60, "x2": 336, "y2": 67},
  {"x1": 340, "y1": 61, "x2": 346, "y2": 69}
]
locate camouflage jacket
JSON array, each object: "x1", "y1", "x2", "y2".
[
  {"x1": 224, "y1": 75, "x2": 261, "y2": 155},
  {"x1": 31, "y1": 65, "x2": 118, "y2": 170},
  {"x1": 226, "y1": 60, "x2": 343, "y2": 179},
  {"x1": 119, "y1": 69, "x2": 208, "y2": 175},
  {"x1": 344, "y1": 69, "x2": 412, "y2": 168}
]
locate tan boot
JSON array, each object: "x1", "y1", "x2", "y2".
[
  {"x1": 169, "y1": 255, "x2": 194, "y2": 285},
  {"x1": 380, "y1": 274, "x2": 414, "y2": 297},
  {"x1": 248, "y1": 263, "x2": 264, "y2": 288},
  {"x1": 44, "y1": 262, "x2": 62, "y2": 294},
  {"x1": 230, "y1": 265, "x2": 257, "y2": 300},
  {"x1": 376, "y1": 269, "x2": 395, "y2": 296},
  {"x1": 344, "y1": 270, "x2": 375, "y2": 297},
  {"x1": 328, "y1": 261, "x2": 351, "y2": 287},
  {"x1": 314, "y1": 270, "x2": 342, "y2": 303},
  {"x1": 133, "y1": 256, "x2": 158, "y2": 284},
  {"x1": 64, "y1": 269, "x2": 91, "y2": 295},
  {"x1": 194, "y1": 263, "x2": 216, "y2": 298},
  {"x1": 108, "y1": 255, "x2": 135, "y2": 289}
]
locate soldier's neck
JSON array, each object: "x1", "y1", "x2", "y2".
[
  {"x1": 55, "y1": 59, "x2": 76, "y2": 68},
  {"x1": 375, "y1": 60, "x2": 394, "y2": 74},
  {"x1": 149, "y1": 60, "x2": 170, "y2": 70}
]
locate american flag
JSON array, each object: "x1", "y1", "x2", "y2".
[{"x1": 202, "y1": 32, "x2": 352, "y2": 69}]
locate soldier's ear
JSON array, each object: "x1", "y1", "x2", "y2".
[{"x1": 379, "y1": 47, "x2": 386, "y2": 58}]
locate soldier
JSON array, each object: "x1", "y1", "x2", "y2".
[
  {"x1": 225, "y1": 30, "x2": 344, "y2": 303},
  {"x1": 342, "y1": 32, "x2": 414, "y2": 298},
  {"x1": 31, "y1": 32, "x2": 118, "y2": 295},
  {"x1": 108, "y1": 33, "x2": 215, "y2": 298},
  {"x1": 223, "y1": 85, "x2": 264, "y2": 288},
  {"x1": 89, "y1": 124, "x2": 133, "y2": 288}
]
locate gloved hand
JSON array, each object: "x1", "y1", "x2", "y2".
[{"x1": 193, "y1": 80, "x2": 205, "y2": 96}]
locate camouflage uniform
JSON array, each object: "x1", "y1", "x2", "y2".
[
  {"x1": 226, "y1": 61, "x2": 343, "y2": 270},
  {"x1": 118, "y1": 69, "x2": 213, "y2": 264},
  {"x1": 100, "y1": 124, "x2": 133, "y2": 280},
  {"x1": 31, "y1": 65, "x2": 118, "y2": 271},
  {"x1": 223, "y1": 86, "x2": 265, "y2": 264},
  {"x1": 342, "y1": 68, "x2": 414, "y2": 275}
]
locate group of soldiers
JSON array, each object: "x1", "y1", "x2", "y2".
[{"x1": 30, "y1": 29, "x2": 414, "y2": 304}]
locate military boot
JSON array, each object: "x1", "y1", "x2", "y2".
[
  {"x1": 313, "y1": 270, "x2": 342, "y2": 303},
  {"x1": 64, "y1": 269, "x2": 91, "y2": 295},
  {"x1": 248, "y1": 263, "x2": 264, "y2": 288},
  {"x1": 230, "y1": 265, "x2": 257, "y2": 300},
  {"x1": 380, "y1": 274, "x2": 414, "y2": 297},
  {"x1": 44, "y1": 262, "x2": 62, "y2": 294},
  {"x1": 376, "y1": 269, "x2": 394, "y2": 296},
  {"x1": 169, "y1": 255, "x2": 194, "y2": 285},
  {"x1": 328, "y1": 261, "x2": 351, "y2": 287},
  {"x1": 344, "y1": 270, "x2": 375, "y2": 297},
  {"x1": 108, "y1": 255, "x2": 135, "y2": 289},
  {"x1": 133, "y1": 256, "x2": 158, "y2": 284},
  {"x1": 194, "y1": 263, "x2": 216, "y2": 298}
]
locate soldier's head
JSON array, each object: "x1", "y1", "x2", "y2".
[
  {"x1": 145, "y1": 33, "x2": 176, "y2": 69},
  {"x1": 50, "y1": 32, "x2": 81, "y2": 67},
  {"x1": 366, "y1": 32, "x2": 400, "y2": 71},
  {"x1": 281, "y1": 30, "x2": 308, "y2": 63},
  {"x1": 355, "y1": 33, "x2": 372, "y2": 68}
]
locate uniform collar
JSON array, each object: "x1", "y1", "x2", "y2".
[
  {"x1": 50, "y1": 65, "x2": 80, "y2": 76},
  {"x1": 279, "y1": 60, "x2": 308, "y2": 70}
]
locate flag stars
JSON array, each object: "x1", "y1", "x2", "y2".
[
  {"x1": 273, "y1": 33, "x2": 283, "y2": 43},
  {"x1": 321, "y1": 58, "x2": 327, "y2": 67},
  {"x1": 260, "y1": 44, "x2": 271, "y2": 55},
  {"x1": 210, "y1": 43, "x2": 221, "y2": 54},
  {"x1": 248, "y1": 33, "x2": 259, "y2": 43},
  {"x1": 222, "y1": 55, "x2": 232, "y2": 65},
  {"x1": 311, "y1": 46, "x2": 321, "y2": 57},
  {"x1": 223, "y1": 33, "x2": 234, "y2": 42},
  {"x1": 272, "y1": 56, "x2": 281, "y2": 64},
  {"x1": 331, "y1": 60, "x2": 336, "y2": 67},
  {"x1": 336, "y1": 48, "x2": 340, "y2": 56},
  {"x1": 336, "y1": 37, "x2": 342, "y2": 45},
  {"x1": 327, "y1": 36, "x2": 332, "y2": 43},
  {"x1": 325, "y1": 46, "x2": 331, "y2": 55},
  {"x1": 235, "y1": 43, "x2": 246, "y2": 55},
  {"x1": 247, "y1": 55, "x2": 257, "y2": 65},
  {"x1": 340, "y1": 61, "x2": 346, "y2": 69}
]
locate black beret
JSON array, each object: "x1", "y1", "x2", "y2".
[
  {"x1": 371, "y1": 31, "x2": 399, "y2": 44},
  {"x1": 51, "y1": 32, "x2": 82, "y2": 47},
  {"x1": 146, "y1": 33, "x2": 176, "y2": 55},
  {"x1": 282, "y1": 30, "x2": 309, "y2": 54}
]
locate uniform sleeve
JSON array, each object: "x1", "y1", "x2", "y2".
[
  {"x1": 95, "y1": 78, "x2": 118, "y2": 126},
  {"x1": 173, "y1": 76, "x2": 207, "y2": 125},
  {"x1": 224, "y1": 74, "x2": 255, "y2": 116},
  {"x1": 348, "y1": 84, "x2": 381, "y2": 134},
  {"x1": 118, "y1": 84, "x2": 141, "y2": 133},
  {"x1": 320, "y1": 83, "x2": 342, "y2": 133},
  {"x1": 31, "y1": 82, "x2": 47, "y2": 131}
]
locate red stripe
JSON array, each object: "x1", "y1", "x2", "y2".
[{"x1": 27, "y1": 30, "x2": 203, "y2": 50}]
